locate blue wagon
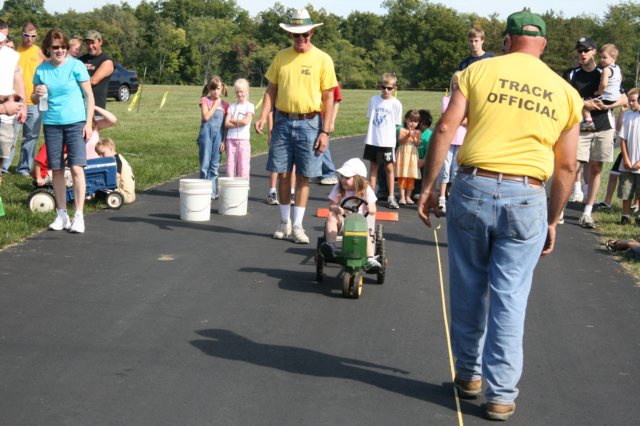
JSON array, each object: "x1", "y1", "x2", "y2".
[{"x1": 27, "y1": 157, "x2": 124, "y2": 212}]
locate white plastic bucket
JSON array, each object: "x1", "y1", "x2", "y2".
[
  {"x1": 179, "y1": 179, "x2": 212, "y2": 221},
  {"x1": 218, "y1": 177, "x2": 250, "y2": 216}
]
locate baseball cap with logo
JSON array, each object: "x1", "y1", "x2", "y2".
[
  {"x1": 504, "y1": 10, "x2": 546, "y2": 37},
  {"x1": 84, "y1": 30, "x2": 102, "y2": 41},
  {"x1": 575, "y1": 37, "x2": 596, "y2": 50}
]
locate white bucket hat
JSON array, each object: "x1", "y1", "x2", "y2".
[
  {"x1": 279, "y1": 9, "x2": 324, "y2": 34},
  {"x1": 336, "y1": 158, "x2": 368, "y2": 179}
]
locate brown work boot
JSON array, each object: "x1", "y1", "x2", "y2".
[
  {"x1": 485, "y1": 402, "x2": 516, "y2": 421},
  {"x1": 453, "y1": 376, "x2": 482, "y2": 398}
]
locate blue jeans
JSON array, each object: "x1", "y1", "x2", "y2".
[
  {"x1": 16, "y1": 106, "x2": 42, "y2": 175},
  {"x1": 266, "y1": 111, "x2": 322, "y2": 177},
  {"x1": 446, "y1": 171, "x2": 547, "y2": 404},
  {"x1": 197, "y1": 108, "x2": 225, "y2": 197},
  {"x1": 321, "y1": 142, "x2": 336, "y2": 179}
]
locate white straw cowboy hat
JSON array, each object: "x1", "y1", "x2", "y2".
[{"x1": 279, "y1": 9, "x2": 324, "y2": 34}]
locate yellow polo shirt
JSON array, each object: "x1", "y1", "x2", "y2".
[
  {"x1": 457, "y1": 52, "x2": 582, "y2": 181},
  {"x1": 266, "y1": 46, "x2": 337, "y2": 114}
]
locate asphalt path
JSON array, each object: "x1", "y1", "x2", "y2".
[{"x1": 1, "y1": 136, "x2": 639, "y2": 425}]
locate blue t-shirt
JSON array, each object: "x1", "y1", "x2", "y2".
[{"x1": 33, "y1": 58, "x2": 90, "y2": 125}]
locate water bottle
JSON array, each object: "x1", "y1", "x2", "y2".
[{"x1": 39, "y1": 92, "x2": 48, "y2": 111}]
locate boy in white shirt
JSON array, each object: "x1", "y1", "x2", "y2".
[
  {"x1": 618, "y1": 88, "x2": 640, "y2": 224},
  {"x1": 363, "y1": 73, "x2": 402, "y2": 209}
]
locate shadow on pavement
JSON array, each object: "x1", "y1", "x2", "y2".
[
  {"x1": 190, "y1": 329, "x2": 454, "y2": 409},
  {"x1": 110, "y1": 214, "x2": 271, "y2": 238}
]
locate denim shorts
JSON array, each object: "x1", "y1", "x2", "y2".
[
  {"x1": 44, "y1": 122, "x2": 87, "y2": 169},
  {"x1": 266, "y1": 111, "x2": 322, "y2": 177}
]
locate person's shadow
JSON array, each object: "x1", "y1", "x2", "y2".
[{"x1": 190, "y1": 329, "x2": 455, "y2": 411}]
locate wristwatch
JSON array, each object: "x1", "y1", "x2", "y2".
[{"x1": 320, "y1": 130, "x2": 331, "y2": 136}]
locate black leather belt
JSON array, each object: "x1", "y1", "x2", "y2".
[
  {"x1": 461, "y1": 167, "x2": 543, "y2": 186},
  {"x1": 279, "y1": 111, "x2": 318, "y2": 120}
]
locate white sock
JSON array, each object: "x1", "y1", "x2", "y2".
[
  {"x1": 269, "y1": 187, "x2": 276, "y2": 194},
  {"x1": 74, "y1": 211, "x2": 83, "y2": 218},
  {"x1": 584, "y1": 204, "x2": 593, "y2": 215},
  {"x1": 56, "y1": 208, "x2": 67, "y2": 216},
  {"x1": 292, "y1": 206, "x2": 305, "y2": 227},
  {"x1": 279, "y1": 205, "x2": 290, "y2": 222},
  {"x1": 439, "y1": 196, "x2": 446, "y2": 203},
  {"x1": 573, "y1": 182, "x2": 581, "y2": 191}
]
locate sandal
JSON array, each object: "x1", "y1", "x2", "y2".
[
  {"x1": 405, "y1": 198, "x2": 415, "y2": 205},
  {"x1": 398, "y1": 199, "x2": 407, "y2": 205},
  {"x1": 606, "y1": 240, "x2": 620, "y2": 252}
]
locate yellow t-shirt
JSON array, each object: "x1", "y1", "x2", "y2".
[
  {"x1": 17, "y1": 44, "x2": 43, "y2": 106},
  {"x1": 457, "y1": 52, "x2": 582, "y2": 181},
  {"x1": 266, "y1": 46, "x2": 337, "y2": 114}
]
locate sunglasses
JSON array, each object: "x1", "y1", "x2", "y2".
[
  {"x1": 577, "y1": 49, "x2": 592, "y2": 54},
  {"x1": 380, "y1": 85, "x2": 395, "y2": 91},
  {"x1": 292, "y1": 32, "x2": 311, "y2": 39},
  {"x1": 22, "y1": 33, "x2": 37, "y2": 38},
  {"x1": 50, "y1": 45, "x2": 66, "y2": 51}
]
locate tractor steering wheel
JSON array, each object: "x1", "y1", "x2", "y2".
[{"x1": 339, "y1": 196, "x2": 369, "y2": 217}]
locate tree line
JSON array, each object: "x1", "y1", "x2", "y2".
[{"x1": 2, "y1": 0, "x2": 639, "y2": 90}]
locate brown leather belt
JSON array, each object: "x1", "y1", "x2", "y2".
[
  {"x1": 279, "y1": 111, "x2": 318, "y2": 120},
  {"x1": 461, "y1": 167, "x2": 543, "y2": 186}
]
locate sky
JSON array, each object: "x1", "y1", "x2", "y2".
[{"x1": 34, "y1": 0, "x2": 613, "y2": 19}]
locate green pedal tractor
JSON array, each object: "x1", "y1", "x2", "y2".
[{"x1": 315, "y1": 196, "x2": 387, "y2": 298}]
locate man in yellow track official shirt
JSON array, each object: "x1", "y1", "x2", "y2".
[{"x1": 418, "y1": 11, "x2": 582, "y2": 421}]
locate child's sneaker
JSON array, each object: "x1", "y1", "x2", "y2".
[
  {"x1": 387, "y1": 196, "x2": 399, "y2": 209},
  {"x1": 580, "y1": 120, "x2": 596, "y2": 132},
  {"x1": 364, "y1": 256, "x2": 381, "y2": 273},
  {"x1": 266, "y1": 192, "x2": 279, "y2": 205},
  {"x1": 290, "y1": 225, "x2": 309, "y2": 244},
  {"x1": 594, "y1": 201, "x2": 612, "y2": 211},
  {"x1": 49, "y1": 211, "x2": 71, "y2": 231},
  {"x1": 69, "y1": 215, "x2": 85, "y2": 234},
  {"x1": 273, "y1": 218, "x2": 292, "y2": 239}
]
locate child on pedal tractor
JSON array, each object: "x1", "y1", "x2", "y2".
[{"x1": 320, "y1": 158, "x2": 381, "y2": 272}]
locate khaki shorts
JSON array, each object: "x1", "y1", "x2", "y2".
[
  {"x1": 577, "y1": 129, "x2": 614, "y2": 163},
  {"x1": 617, "y1": 171, "x2": 640, "y2": 201},
  {"x1": 0, "y1": 121, "x2": 15, "y2": 160}
]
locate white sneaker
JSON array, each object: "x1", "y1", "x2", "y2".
[
  {"x1": 273, "y1": 218, "x2": 292, "y2": 239},
  {"x1": 320, "y1": 176, "x2": 338, "y2": 185},
  {"x1": 290, "y1": 225, "x2": 310, "y2": 244},
  {"x1": 49, "y1": 212, "x2": 71, "y2": 231},
  {"x1": 266, "y1": 192, "x2": 279, "y2": 205},
  {"x1": 579, "y1": 214, "x2": 595, "y2": 229},
  {"x1": 438, "y1": 202, "x2": 447, "y2": 215},
  {"x1": 69, "y1": 215, "x2": 85, "y2": 234},
  {"x1": 569, "y1": 188, "x2": 584, "y2": 203}
]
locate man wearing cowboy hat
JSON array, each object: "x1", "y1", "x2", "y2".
[{"x1": 255, "y1": 8, "x2": 338, "y2": 244}]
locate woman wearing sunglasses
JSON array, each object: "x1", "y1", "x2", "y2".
[{"x1": 31, "y1": 29, "x2": 95, "y2": 234}]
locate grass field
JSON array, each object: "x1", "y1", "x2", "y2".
[{"x1": 1, "y1": 85, "x2": 638, "y2": 279}]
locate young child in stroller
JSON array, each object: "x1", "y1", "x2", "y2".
[{"x1": 320, "y1": 158, "x2": 381, "y2": 272}]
